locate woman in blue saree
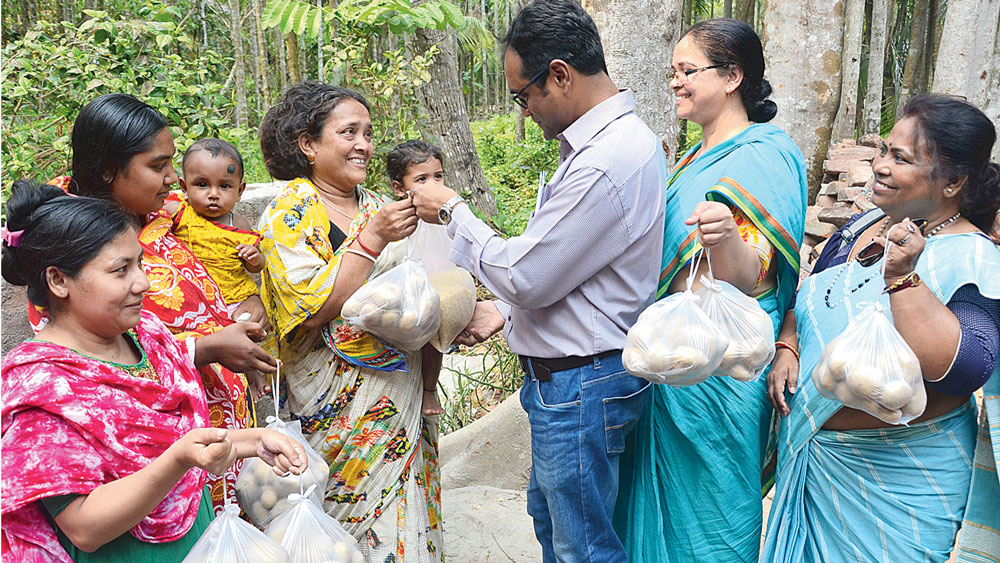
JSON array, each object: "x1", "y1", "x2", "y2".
[
  {"x1": 613, "y1": 19, "x2": 807, "y2": 562},
  {"x1": 763, "y1": 95, "x2": 1000, "y2": 562}
]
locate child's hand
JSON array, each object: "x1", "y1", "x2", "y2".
[
  {"x1": 255, "y1": 429, "x2": 308, "y2": 476},
  {"x1": 175, "y1": 428, "x2": 238, "y2": 476},
  {"x1": 236, "y1": 243, "x2": 261, "y2": 268}
]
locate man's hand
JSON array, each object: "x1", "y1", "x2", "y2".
[
  {"x1": 411, "y1": 184, "x2": 460, "y2": 224},
  {"x1": 453, "y1": 301, "x2": 506, "y2": 346}
]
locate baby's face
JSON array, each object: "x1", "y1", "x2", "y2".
[
  {"x1": 394, "y1": 157, "x2": 445, "y2": 198},
  {"x1": 181, "y1": 151, "x2": 244, "y2": 219}
]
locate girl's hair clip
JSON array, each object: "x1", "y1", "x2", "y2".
[{"x1": 1, "y1": 225, "x2": 24, "y2": 247}]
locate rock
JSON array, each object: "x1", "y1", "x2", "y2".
[
  {"x1": 236, "y1": 181, "x2": 286, "y2": 226},
  {"x1": 857, "y1": 133, "x2": 882, "y2": 148},
  {"x1": 823, "y1": 160, "x2": 856, "y2": 175},
  {"x1": 852, "y1": 196, "x2": 877, "y2": 212},
  {"x1": 1, "y1": 281, "x2": 33, "y2": 355},
  {"x1": 806, "y1": 218, "x2": 836, "y2": 238},
  {"x1": 440, "y1": 394, "x2": 532, "y2": 491},
  {"x1": 837, "y1": 187, "x2": 865, "y2": 202},
  {"x1": 828, "y1": 146, "x2": 878, "y2": 162},
  {"x1": 819, "y1": 181, "x2": 846, "y2": 196},
  {"x1": 818, "y1": 206, "x2": 855, "y2": 228},
  {"x1": 846, "y1": 165, "x2": 874, "y2": 187},
  {"x1": 815, "y1": 194, "x2": 838, "y2": 208},
  {"x1": 443, "y1": 486, "x2": 541, "y2": 563}
]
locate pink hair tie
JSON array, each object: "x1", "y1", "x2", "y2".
[{"x1": 1, "y1": 225, "x2": 24, "y2": 247}]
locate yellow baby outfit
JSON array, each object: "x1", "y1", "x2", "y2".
[{"x1": 171, "y1": 199, "x2": 262, "y2": 306}]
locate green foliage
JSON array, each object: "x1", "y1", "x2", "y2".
[
  {"x1": 678, "y1": 120, "x2": 703, "y2": 155},
  {"x1": 439, "y1": 337, "x2": 523, "y2": 435},
  {"x1": 263, "y1": 0, "x2": 494, "y2": 58},
  {"x1": 470, "y1": 112, "x2": 559, "y2": 236},
  {"x1": 1, "y1": 8, "x2": 259, "y2": 207}
]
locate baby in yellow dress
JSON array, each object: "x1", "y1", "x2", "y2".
[{"x1": 166, "y1": 138, "x2": 263, "y2": 316}]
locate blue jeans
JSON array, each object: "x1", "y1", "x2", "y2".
[{"x1": 520, "y1": 353, "x2": 650, "y2": 562}]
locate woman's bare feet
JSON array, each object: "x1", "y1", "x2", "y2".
[{"x1": 422, "y1": 388, "x2": 444, "y2": 416}]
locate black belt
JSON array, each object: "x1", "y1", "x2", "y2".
[{"x1": 518, "y1": 350, "x2": 621, "y2": 382}]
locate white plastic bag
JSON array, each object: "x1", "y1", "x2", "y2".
[
  {"x1": 695, "y1": 274, "x2": 775, "y2": 382},
  {"x1": 236, "y1": 367, "x2": 330, "y2": 529},
  {"x1": 341, "y1": 254, "x2": 441, "y2": 351},
  {"x1": 426, "y1": 267, "x2": 476, "y2": 352},
  {"x1": 813, "y1": 302, "x2": 926, "y2": 424},
  {"x1": 265, "y1": 482, "x2": 364, "y2": 563},
  {"x1": 183, "y1": 486, "x2": 290, "y2": 563},
  {"x1": 813, "y1": 227, "x2": 926, "y2": 424},
  {"x1": 623, "y1": 249, "x2": 729, "y2": 386}
]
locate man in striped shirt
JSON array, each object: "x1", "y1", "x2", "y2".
[{"x1": 411, "y1": 1, "x2": 666, "y2": 560}]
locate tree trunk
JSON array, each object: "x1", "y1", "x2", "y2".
[
  {"x1": 410, "y1": 26, "x2": 499, "y2": 217},
  {"x1": 734, "y1": 0, "x2": 755, "y2": 24},
  {"x1": 285, "y1": 33, "x2": 302, "y2": 86},
  {"x1": 982, "y1": 11, "x2": 1000, "y2": 164},
  {"x1": 251, "y1": 0, "x2": 271, "y2": 105},
  {"x1": 583, "y1": 0, "x2": 684, "y2": 162},
  {"x1": 19, "y1": 0, "x2": 36, "y2": 33},
  {"x1": 200, "y1": 0, "x2": 209, "y2": 49},
  {"x1": 229, "y1": 0, "x2": 248, "y2": 128},
  {"x1": 932, "y1": 0, "x2": 1000, "y2": 110},
  {"x1": 724, "y1": 0, "x2": 733, "y2": 18},
  {"x1": 60, "y1": 0, "x2": 73, "y2": 21},
  {"x1": 831, "y1": 0, "x2": 865, "y2": 141},
  {"x1": 898, "y1": 0, "x2": 929, "y2": 108},
  {"x1": 316, "y1": 0, "x2": 324, "y2": 79},
  {"x1": 275, "y1": 27, "x2": 289, "y2": 94},
  {"x1": 762, "y1": 0, "x2": 844, "y2": 202},
  {"x1": 862, "y1": 0, "x2": 890, "y2": 135},
  {"x1": 922, "y1": 0, "x2": 939, "y2": 91}
]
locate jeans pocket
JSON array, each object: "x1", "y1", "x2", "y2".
[
  {"x1": 535, "y1": 375, "x2": 582, "y2": 410},
  {"x1": 603, "y1": 377, "x2": 651, "y2": 454}
]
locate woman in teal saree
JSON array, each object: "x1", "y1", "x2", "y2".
[
  {"x1": 613, "y1": 19, "x2": 807, "y2": 562},
  {"x1": 762, "y1": 96, "x2": 1000, "y2": 563}
]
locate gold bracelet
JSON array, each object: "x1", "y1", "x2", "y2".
[
  {"x1": 775, "y1": 340, "x2": 799, "y2": 361},
  {"x1": 884, "y1": 271, "x2": 922, "y2": 294}
]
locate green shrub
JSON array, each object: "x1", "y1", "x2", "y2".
[{"x1": 470, "y1": 112, "x2": 559, "y2": 237}]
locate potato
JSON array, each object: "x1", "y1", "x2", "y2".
[
  {"x1": 826, "y1": 354, "x2": 849, "y2": 380},
  {"x1": 378, "y1": 310, "x2": 401, "y2": 328},
  {"x1": 726, "y1": 363, "x2": 753, "y2": 382},
  {"x1": 833, "y1": 381, "x2": 855, "y2": 404},
  {"x1": 878, "y1": 379, "x2": 913, "y2": 410},
  {"x1": 623, "y1": 348, "x2": 646, "y2": 373},
  {"x1": 371, "y1": 285, "x2": 399, "y2": 306},
  {"x1": 359, "y1": 301, "x2": 380, "y2": 318},
  {"x1": 642, "y1": 346, "x2": 673, "y2": 374},
  {"x1": 250, "y1": 501, "x2": 269, "y2": 524},
  {"x1": 260, "y1": 488, "x2": 278, "y2": 510},
  {"x1": 900, "y1": 386, "x2": 927, "y2": 418},
  {"x1": 340, "y1": 299, "x2": 361, "y2": 319},
  {"x1": 860, "y1": 398, "x2": 902, "y2": 424},
  {"x1": 334, "y1": 542, "x2": 355, "y2": 560},
  {"x1": 845, "y1": 367, "x2": 881, "y2": 398},
  {"x1": 815, "y1": 365, "x2": 837, "y2": 394},
  {"x1": 398, "y1": 311, "x2": 418, "y2": 331}
]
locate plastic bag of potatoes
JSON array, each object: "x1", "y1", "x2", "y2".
[
  {"x1": 181, "y1": 504, "x2": 290, "y2": 563},
  {"x1": 813, "y1": 303, "x2": 926, "y2": 424},
  {"x1": 265, "y1": 483, "x2": 364, "y2": 563},
  {"x1": 695, "y1": 276, "x2": 775, "y2": 382},
  {"x1": 426, "y1": 267, "x2": 476, "y2": 352},
  {"x1": 623, "y1": 289, "x2": 729, "y2": 386},
  {"x1": 236, "y1": 418, "x2": 330, "y2": 529},
  {"x1": 341, "y1": 259, "x2": 441, "y2": 351}
]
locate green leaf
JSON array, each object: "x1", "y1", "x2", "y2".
[
  {"x1": 85, "y1": 78, "x2": 104, "y2": 92},
  {"x1": 439, "y1": 1, "x2": 464, "y2": 29}
]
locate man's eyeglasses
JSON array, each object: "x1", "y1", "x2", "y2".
[
  {"x1": 511, "y1": 66, "x2": 549, "y2": 109},
  {"x1": 667, "y1": 64, "x2": 726, "y2": 83}
]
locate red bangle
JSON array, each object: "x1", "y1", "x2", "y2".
[
  {"x1": 775, "y1": 341, "x2": 799, "y2": 361},
  {"x1": 354, "y1": 233, "x2": 381, "y2": 257}
]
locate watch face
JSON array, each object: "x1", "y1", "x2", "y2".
[{"x1": 438, "y1": 207, "x2": 450, "y2": 224}]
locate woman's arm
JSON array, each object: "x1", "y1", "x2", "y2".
[
  {"x1": 299, "y1": 199, "x2": 418, "y2": 331},
  {"x1": 682, "y1": 201, "x2": 766, "y2": 294},
  {"x1": 767, "y1": 310, "x2": 800, "y2": 416},
  {"x1": 53, "y1": 427, "x2": 306, "y2": 553}
]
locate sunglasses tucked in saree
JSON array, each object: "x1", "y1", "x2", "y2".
[
  {"x1": 614, "y1": 123, "x2": 808, "y2": 562},
  {"x1": 761, "y1": 233, "x2": 1000, "y2": 563},
  {"x1": 28, "y1": 176, "x2": 256, "y2": 513},
  {"x1": 1, "y1": 311, "x2": 210, "y2": 563},
  {"x1": 259, "y1": 177, "x2": 443, "y2": 562}
]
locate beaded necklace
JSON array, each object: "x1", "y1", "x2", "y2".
[{"x1": 822, "y1": 213, "x2": 961, "y2": 309}]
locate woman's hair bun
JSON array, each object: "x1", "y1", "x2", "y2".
[{"x1": 747, "y1": 79, "x2": 777, "y2": 123}]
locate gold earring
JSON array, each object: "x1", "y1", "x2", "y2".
[{"x1": 306, "y1": 153, "x2": 315, "y2": 165}]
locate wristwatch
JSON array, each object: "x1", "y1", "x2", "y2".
[{"x1": 438, "y1": 195, "x2": 466, "y2": 225}]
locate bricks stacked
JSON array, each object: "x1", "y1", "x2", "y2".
[{"x1": 800, "y1": 134, "x2": 882, "y2": 277}]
